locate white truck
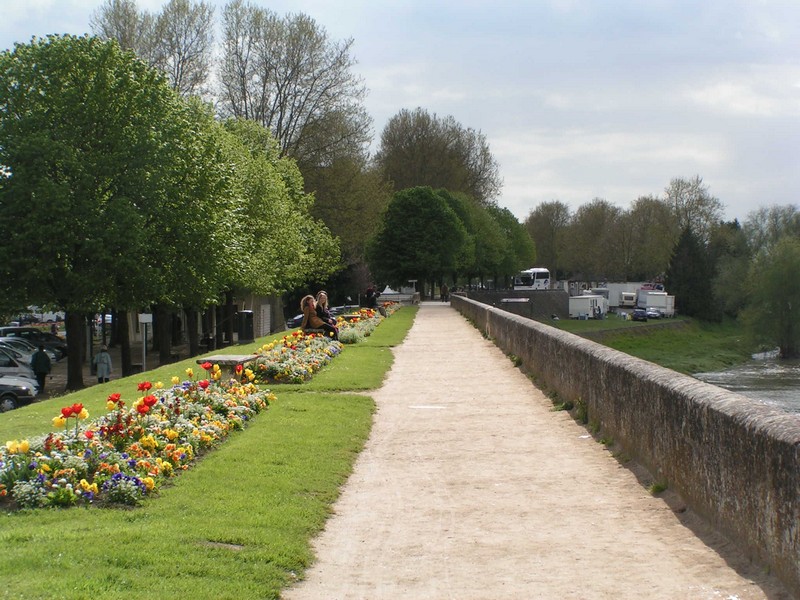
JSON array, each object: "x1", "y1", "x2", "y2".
[
  {"x1": 569, "y1": 294, "x2": 609, "y2": 319},
  {"x1": 640, "y1": 291, "x2": 675, "y2": 317},
  {"x1": 592, "y1": 283, "x2": 640, "y2": 309}
]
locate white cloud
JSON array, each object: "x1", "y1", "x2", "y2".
[{"x1": 685, "y1": 66, "x2": 800, "y2": 117}]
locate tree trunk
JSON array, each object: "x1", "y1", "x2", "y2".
[
  {"x1": 156, "y1": 304, "x2": 172, "y2": 364},
  {"x1": 224, "y1": 291, "x2": 235, "y2": 344},
  {"x1": 186, "y1": 309, "x2": 200, "y2": 356},
  {"x1": 118, "y1": 310, "x2": 133, "y2": 377},
  {"x1": 64, "y1": 311, "x2": 86, "y2": 391},
  {"x1": 215, "y1": 305, "x2": 224, "y2": 348}
]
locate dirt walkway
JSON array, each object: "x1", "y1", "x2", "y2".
[{"x1": 284, "y1": 302, "x2": 790, "y2": 600}]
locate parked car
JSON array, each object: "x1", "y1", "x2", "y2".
[
  {"x1": 0, "y1": 337, "x2": 59, "y2": 362},
  {"x1": 645, "y1": 308, "x2": 662, "y2": 319},
  {"x1": 631, "y1": 308, "x2": 648, "y2": 322},
  {"x1": 0, "y1": 327, "x2": 67, "y2": 358},
  {"x1": 0, "y1": 347, "x2": 37, "y2": 381},
  {"x1": 286, "y1": 314, "x2": 304, "y2": 328},
  {"x1": 0, "y1": 374, "x2": 39, "y2": 412}
]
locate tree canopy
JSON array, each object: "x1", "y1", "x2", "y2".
[
  {"x1": 366, "y1": 187, "x2": 468, "y2": 293},
  {"x1": 218, "y1": 0, "x2": 371, "y2": 171},
  {"x1": 742, "y1": 235, "x2": 800, "y2": 358},
  {"x1": 0, "y1": 34, "x2": 338, "y2": 388},
  {"x1": 374, "y1": 108, "x2": 502, "y2": 205}
]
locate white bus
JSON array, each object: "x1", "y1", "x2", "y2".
[{"x1": 513, "y1": 267, "x2": 550, "y2": 290}]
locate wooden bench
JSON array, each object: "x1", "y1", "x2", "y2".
[{"x1": 197, "y1": 354, "x2": 256, "y2": 375}]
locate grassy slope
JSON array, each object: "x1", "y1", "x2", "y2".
[
  {"x1": 554, "y1": 316, "x2": 755, "y2": 374},
  {"x1": 0, "y1": 306, "x2": 418, "y2": 600}
]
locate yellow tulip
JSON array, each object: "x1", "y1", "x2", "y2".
[{"x1": 171, "y1": 376, "x2": 181, "y2": 385}]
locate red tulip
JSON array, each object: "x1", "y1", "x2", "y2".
[
  {"x1": 61, "y1": 407, "x2": 73, "y2": 418},
  {"x1": 71, "y1": 403, "x2": 83, "y2": 414},
  {"x1": 143, "y1": 394, "x2": 158, "y2": 407},
  {"x1": 136, "y1": 404, "x2": 150, "y2": 415},
  {"x1": 137, "y1": 381, "x2": 153, "y2": 391},
  {"x1": 107, "y1": 393, "x2": 121, "y2": 403},
  {"x1": 198, "y1": 380, "x2": 210, "y2": 390},
  {"x1": 201, "y1": 361, "x2": 213, "y2": 371},
  {"x1": 85, "y1": 430, "x2": 94, "y2": 440},
  {"x1": 235, "y1": 364, "x2": 243, "y2": 374}
]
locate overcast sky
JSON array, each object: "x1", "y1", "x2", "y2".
[{"x1": 2, "y1": 0, "x2": 798, "y2": 223}]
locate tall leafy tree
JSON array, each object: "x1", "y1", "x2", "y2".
[
  {"x1": 562, "y1": 198, "x2": 621, "y2": 279},
  {"x1": 486, "y1": 204, "x2": 536, "y2": 288},
  {"x1": 92, "y1": 0, "x2": 215, "y2": 97},
  {"x1": 222, "y1": 118, "x2": 340, "y2": 293},
  {"x1": 626, "y1": 195, "x2": 677, "y2": 280},
  {"x1": 743, "y1": 204, "x2": 800, "y2": 256},
  {"x1": 664, "y1": 228, "x2": 720, "y2": 321},
  {"x1": 524, "y1": 200, "x2": 571, "y2": 277},
  {"x1": 90, "y1": 0, "x2": 158, "y2": 63},
  {"x1": 374, "y1": 107, "x2": 502, "y2": 205},
  {"x1": 708, "y1": 220, "x2": 751, "y2": 318},
  {"x1": 664, "y1": 176, "x2": 723, "y2": 245},
  {"x1": 742, "y1": 236, "x2": 800, "y2": 358},
  {"x1": 366, "y1": 187, "x2": 467, "y2": 298},
  {"x1": 305, "y1": 158, "x2": 391, "y2": 269},
  {"x1": 0, "y1": 34, "x2": 202, "y2": 388},
  {"x1": 218, "y1": 1, "x2": 371, "y2": 171}
]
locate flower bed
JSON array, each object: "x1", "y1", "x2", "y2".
[
  {"x1": 336, "y1": 302, "x2": 399, "y2": 344},
  {"x1": 250, "y1": 331, "x2": 344, "y2": 384},
  {"x1": 1, "y1": 370, "x2": 275, "y2": 510}
]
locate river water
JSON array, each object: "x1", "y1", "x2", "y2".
[{"x1": 694, "y1": 353, "x2": 800, "y2": 415}]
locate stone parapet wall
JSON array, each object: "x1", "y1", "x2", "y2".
[{"x1": 452, "y1": 295, "x2": 800, "y2": 596}]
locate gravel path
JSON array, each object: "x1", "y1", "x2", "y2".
[{"x1": 284, "y1": 302, "x2": 789, "y2": 600}]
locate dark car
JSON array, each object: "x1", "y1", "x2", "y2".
[
  {"x1": 0, "y1": 327, "x2": 67, "y2": 359},
  {"x1": 286, "y1": 314, "x2": 304, "y2": 328},
  {"x1": 0, "y1": 374, "x2": 38, "y2": 412},
  {"x1": 631, "y1": 308, "x2": 648, "y2": 322}
]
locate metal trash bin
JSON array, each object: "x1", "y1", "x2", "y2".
[{"x1": 238, "y1": 310, "x2": 254, "y2": 343}]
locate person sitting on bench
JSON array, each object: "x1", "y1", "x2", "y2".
[{"x1": 300, "y1": 294, "x2": 338, "y2": 340}]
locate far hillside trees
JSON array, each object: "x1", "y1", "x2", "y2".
[{"x1": 742, "y1": 236, "x2": 800, "y2": 358}]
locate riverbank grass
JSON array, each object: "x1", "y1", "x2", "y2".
[{"x1": 555, "y1": 316, "x2": 756, "y2": 374}]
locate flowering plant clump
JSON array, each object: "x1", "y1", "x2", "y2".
[
  {"x1": 250, "y1": 331, "x2": 343, "y2": 384},
  {"x1": 335, "y1": 303, "x2": 399, "y2": 343},
  {"x1": 0, "y1": 374, "x2": 275, "y2": 510}
]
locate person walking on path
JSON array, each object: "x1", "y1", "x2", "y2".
[
  {"x1": 93, "y1": 345, "x2": 112, "y2": 383},
  {"x1": 30, "y1": 344, "x2": 52, "y2": 392},
  {"x1": 285, "y1": 301, "x2": 786, "y2": 600}
]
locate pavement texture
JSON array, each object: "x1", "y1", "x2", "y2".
[{"x1": 283, "y1": 302, "x2": 791, "y2": 600}]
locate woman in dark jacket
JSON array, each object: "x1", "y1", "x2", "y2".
[{"x1": 315, "y1": 291, "x2": 337, "y2": 327}]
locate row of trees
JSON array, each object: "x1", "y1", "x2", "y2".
[
  {"x1": 0, "y1": 34, "x2": 339, "y2": 388},
  {"x1": 88, "y1": 0, "x2": 505, "y2": 302},
  {"x1": 524, "y1": 176, "x2": 723, "y2": 282},
  {"x1": 526, "y1": 177, "x2": 800, "y2": 357},
  {"x1": 367, "y1": 187, "x2": 535, "y2": 297}
]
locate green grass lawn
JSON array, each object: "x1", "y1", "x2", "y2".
[
  {"x1": 0, "y1": 306, "x2": 418, "y2": 600},
  {"x1": 553, "y1": 315, "x2": 756, "y2": 374}
]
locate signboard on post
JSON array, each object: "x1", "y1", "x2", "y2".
[{"x1": 137, "y1": 313, "x2": 153, "y2": 371}]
